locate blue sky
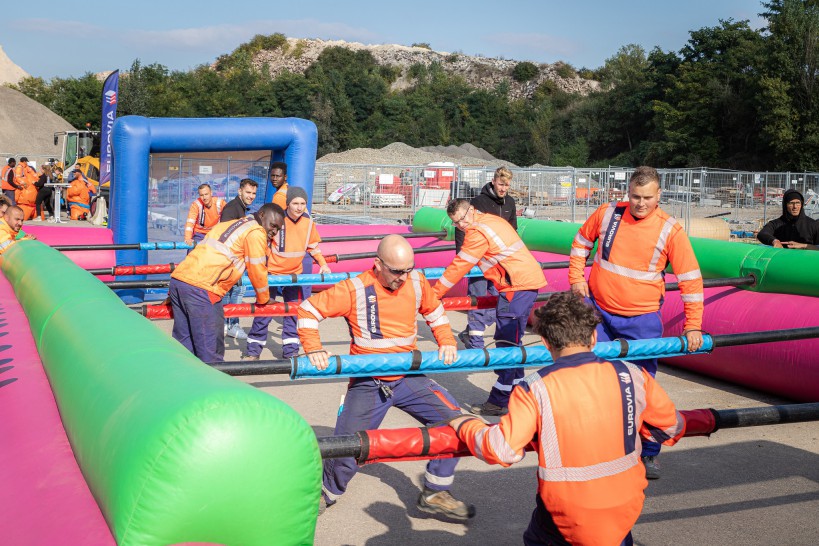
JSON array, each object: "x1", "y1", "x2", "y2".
[{"x1": 6, "y1": 0, "x2": 767, "y2": 79}]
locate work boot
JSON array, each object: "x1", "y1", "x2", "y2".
[
  {"x1": 457, "y1": 330, "x2": 473, "y2": 349},
  {"x1": 240, "y1": 354, "x2": 259, "y2": 361},
  {"x1": 417, "y1": 488, "x2": 475, "y2": 521},
  {"x1": 642, "y1": 455, "x2": 661, "y2": 480},
  {"x1": 468, "y1": 402, "x2": 508, "y2": 416},
  {"x1": 226, "y1": 323, "x2": 248, "y2": 340}
]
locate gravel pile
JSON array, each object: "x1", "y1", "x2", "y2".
[{"x1": 318, "y1": 142, "x2": 517, "y2": 167}]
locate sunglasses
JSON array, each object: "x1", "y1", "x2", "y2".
[{"x1": 379, "y1": 259, "x2": 414, "y2": 276}]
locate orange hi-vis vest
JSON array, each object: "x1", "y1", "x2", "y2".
[
  {"x1": 185, "y1": 197, "x2": 226, "y2": 239},
  {"x1": 298, "y1": 269, "x2": 455, "y2": 379},
  {"x1": 1, "y1": 165, "x2": 17, "y2": 191},
  {"x1": 268, "y1": 212, "x2": 327, "y2": 275},
  {"x1": 0, "y1": 219, "x2": 19, "y2": 255},
  {"x1": 569, "y1": 202, "x2": 704, "y2": 331},
  {"x1": 271, "y1": 182, "x2": 288, "y2": 210},
  {"x1": 171, "y1": 216, "x2": 271, "y2": 303},
  {"x1": 435, "y1": 211, "x2": 547, "y2": 298},
  {"x1": 457, "y1": 353, "x2": 686, "y2": 545}
]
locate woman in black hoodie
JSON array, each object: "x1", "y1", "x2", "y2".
[{"x1": 757, "y1": 188, "x2": 819, "y2": 249}]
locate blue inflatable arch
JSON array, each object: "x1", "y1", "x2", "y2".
[{"x1": 110, "y1": 116, "x2": 318, "y2": 301}]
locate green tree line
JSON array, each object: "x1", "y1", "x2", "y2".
[{"x1": 10, "y1": 0, "x2": 819, "y2": 170}]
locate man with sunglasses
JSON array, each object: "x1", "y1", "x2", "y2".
[
  {"x1": 298, "y1": 234, "x2": 475, "y2": 521},
  {"x1": 436, "y1": 198, "x2": 548, "y2": 416},
  {"x1": 169, "y1": 203, "x2": 285, "y2": 364}
]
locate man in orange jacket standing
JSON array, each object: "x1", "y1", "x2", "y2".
[
  {"x1": 451, "y1": 292, "x2": 687, "y2": 546},
  {"x1": 568, "y1": 166, "x2": 703, "y2": 479},
  {"x1": 298, "y1": 234, "x2": 474, "y2": 521},
  {"x1": 269, "y1": 161, "x2": 289, "y2": 210},
  {"x1": 169, "y1": 203, "x2": 284, "y2": 363},
  {"x1": 243, "y1": 186, "x2": 331, "y2": 360},
  {"x1": 435, "y1": 198, "x2": 547, "y2": 416},
  {"x1": 2, "y1": 158, "x2": 20, "y2": 204},
  {"x1": 184, "y1": 183, "x2": 226, "y2": 247}
]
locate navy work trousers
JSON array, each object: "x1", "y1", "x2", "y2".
[
  {"x1": 591, "y1": 296, "x2": 664, "y2": 458},
  {"x1": 465, "y1": 276, "x2": 497, "y2": 349},
  {"x1": 246, "y1": 285, "x2": 305, "y2": 358},
  {"x1": 169, "y1": 278, "x2": 225, "y2": 363},
  {"x1": 486, "y1": 289, "x2": 539, "y2": 408},
  {"x1": 322, "y1": 375, "x2": 462, "y2": 503}
]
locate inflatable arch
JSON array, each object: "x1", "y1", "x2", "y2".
[{"x1": 110, "y1": 116, "x2": 318, "y2": 302}]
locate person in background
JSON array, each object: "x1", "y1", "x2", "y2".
[
  {"x1": 298, "y1": 235, "x2": 474, "y2": 521},
  {"x1": 436, "y1": 198, "x2": 547, "y2": 417},
  {"x1": 15, "y1": 166, "x2": 39, "y2": 220},
  {"x1": 450, "y1": 291, "x2": 687, "y2": 546},
  {"x1": 220, "y1": 178, "x2": 259, "y2": 340},
  {"x1": 454, "y1": 166, "x2": 517, "y2": 350},
  {"x1": 2, "y1": 158, "x2": 20, "y2": 204},
  {"x1": 270, "y1": 161, "x2": 289, "y2": 210},
  {"x1": 243, "y1": 186, "x2": 330, "y2": 360},
  {"x1": 184, "y1": 183, "x2": 226, "y2": 248},
  {"x1": 33, "y1": 164, "x2": 55, "y2": 222},
  {"x1": 569, "y1": 166, "x2": 703, "y2": 480},
  {"x1": 66, "y1": 169, "x2": 91, "y2": 220},
  {"x1": 13, "y1": 157, "x2": 38, "y2": 201},
  {"x1": 169, "y1": 203, "x2": 284, "y2": 363},
  {"x1": 757, "y1": 188, "x2": 819, "y2": 249}
]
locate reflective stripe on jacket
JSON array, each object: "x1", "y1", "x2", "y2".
[
  {"x1": 569, "y1": 202, "x2": 704, "y2": 331},
  {"x1": 297, "y1": 269, "x2": 455, "y2": 378},
  {"x1": 171, "y1": 216, "x2": 271, "y2": 302},
  {"x1": 457, "y1": 352, "x2": 686, "y2": 545},
  {"x1": 185, "y1": 197, "x2": 226, "y2": 238},
  {"x1": 435, "y1": 211, "x2": 546, "y2": 298},
  {"x1": 1, "y1": 165, "x2": 18, "y2": 190},
  {"x1": 268, "y1": 212, "x2": 327, "y2": 274},
  {"x1": 0, "y1": 219, "x2": 18, "y2": 255}
]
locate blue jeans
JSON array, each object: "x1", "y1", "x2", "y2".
[
  {"x1": 222, "y1": 282, "x2": 246, "y2": 329},
  {"x1": 590, "y1": 296, "x2": 664, "y2": 458},
  {"x1": 322, "y1": 376, "x2": 462, "y2": 503},
  {"x1": 465, "y1": 277, "x2": 497, "y2": 349},
  {"x1": 486, "y1": 289, "x2": 539, "y2": 408},
  {"x1": 169, "y1": 278, "x2": 225, "y2": 363}
]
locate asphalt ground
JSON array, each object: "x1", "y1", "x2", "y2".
[{"x1": 154, "y1": 308, "x2": 819, "y2": 546}]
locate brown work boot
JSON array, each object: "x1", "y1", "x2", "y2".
[{"x1": 417, "y1": 488, "x2": 475, "y2": 521}]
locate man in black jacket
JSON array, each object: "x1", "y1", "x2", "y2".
[
  {"x1": 220, "y1": 178, "x2": 259, "y2": 340},
  {"x1": 454, "y1": 167, "x2": 518, "y2": 357},
  {"x1": 757, "y1": 188, "x2": 819, "y2": 250}
]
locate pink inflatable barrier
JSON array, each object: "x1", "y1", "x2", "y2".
[
  {"x1": 0, "y1": 273, "x2": 115, "y2": 545},
  {"x1": 662, "y1": 287, "x2": 819, "y2": 402},
  {"x1": 24, "y1": 225, "x2": 116, "y2": 280}
]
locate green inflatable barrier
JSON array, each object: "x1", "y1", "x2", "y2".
[
  {"x1": 2, "y1": 241, "x2": 321, "y2": 546},
  {"x1": 412, "y1": 207, "x2": 819, "y2": 298}
]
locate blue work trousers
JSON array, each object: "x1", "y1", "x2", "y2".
[
  {"x1": 486, "y1": 289, "x2": 539, "y2": 408},
  {"x1": 465, "y1": 277, "x2": 497, "y2": 349},
  {"x1": 2, "y1": 189, "x2": 15, "y2": 205},
  {"x1": 222, "y1": 281, "x2": 246, "y2": 329},
  {"x1": 247, "y1": 286, "x2": 304, "y2": 358},
  {"x1": 169, "y1": 278, "x2": 224, "y2": 363},
  {"x1": 591, "y1": 297, "x2": 664, "y2": 458},
  {"x1": 322, "y1": 376, "x2": 462, "y2": 503}
]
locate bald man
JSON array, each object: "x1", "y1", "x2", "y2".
[{"x1": 298, "y1": 234, "x2": 474, "y2": 521}]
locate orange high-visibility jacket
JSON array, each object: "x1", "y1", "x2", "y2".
[
  {"x1": 298, "y1": 269, "x2": 455, "y2": 378},
  {"x1": 457, "y1": 353, "x2": 686, "y2": 546},
  {"x1": 0, "y1": 219, "x2": 19, "y2": 255},
  {"x1": 1, "y1": 165, "x2": 18, "y2": 191},
  {"x1": 13, "y1": 164, "x2": 38, "y2": 187},
  {"x1": 435, "y1": 211, "x2": 547, "y2": 298},
  {"x1": 184, "y1": 197, "x2": 226, "y2": 239},
  {"x1": 569, "y1": 202, "x2": 704, "y2": 331},
  {"x1": 268, "y1": 213, "x2": 327, "y2": 275},
  {"x1": 171, "y1": 216, "x2": 271, "y2": 303},
  {"x1": 271, "y1": 182, "x2": 288, "y2": 210}
]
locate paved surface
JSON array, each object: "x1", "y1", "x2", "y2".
[{"x1": 154, "y1": 308, "x2": 819, "y2": 545}]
